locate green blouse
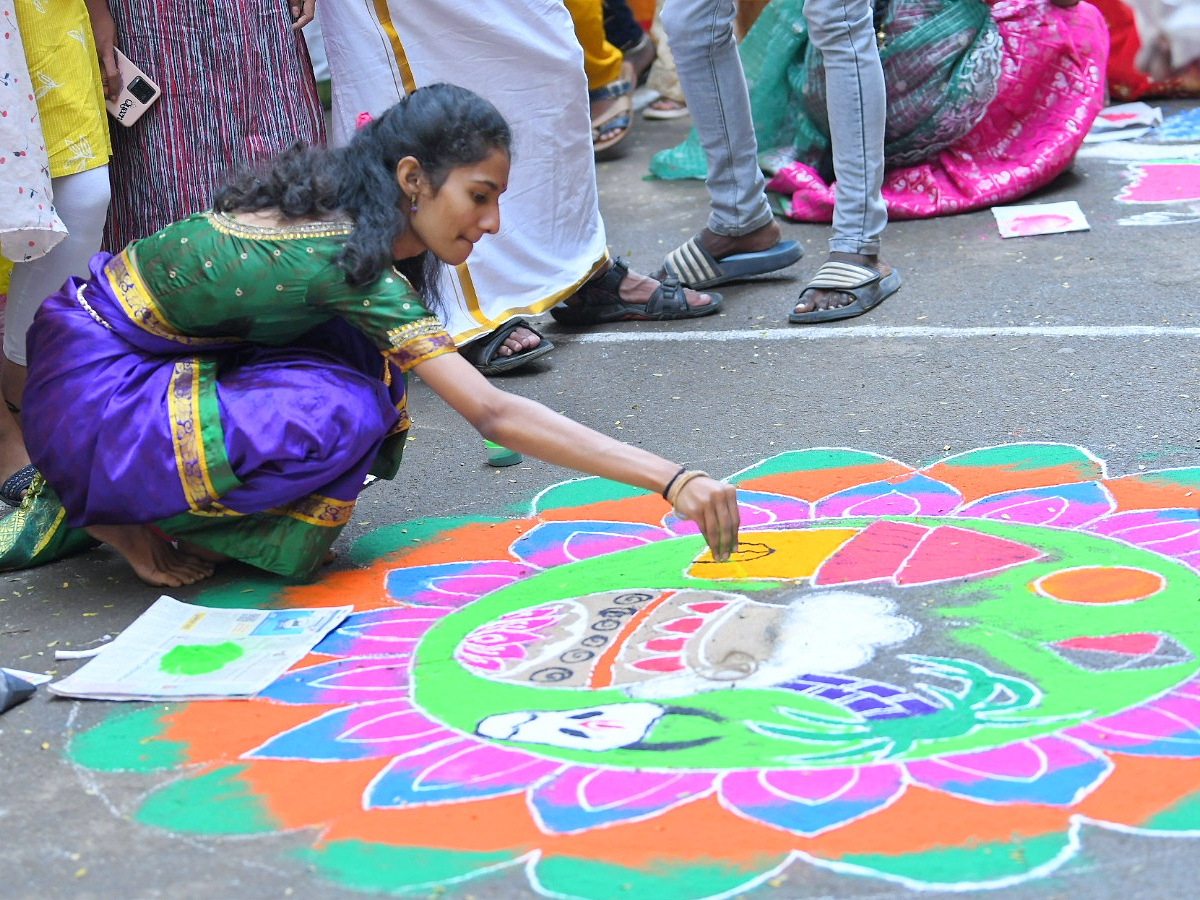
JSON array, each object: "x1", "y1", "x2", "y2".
[{"x1": 104, "y1": 211, "x2": 455, "y2": 373}]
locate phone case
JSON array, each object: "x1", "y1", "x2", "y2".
[{"x1": 104, "y1": 49, "x2": 162, "y2": 127}]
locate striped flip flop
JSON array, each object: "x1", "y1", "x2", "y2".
[
  {"x1": 660, "y1": 235, "x2": 802, "y2": 289},
  {"x1": 789, "y1": 261, "x2": 902, "y2": 324}
]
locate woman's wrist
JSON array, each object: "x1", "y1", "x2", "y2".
[{"x1": 667, "y1": 469, "x2": 710, "y2": 507}]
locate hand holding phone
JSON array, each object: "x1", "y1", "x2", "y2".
[{"x1": 104, "y1": 50, "x2": 161, "y2": 127}]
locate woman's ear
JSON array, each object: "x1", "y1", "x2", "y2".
[{"x1": 394, "y1": 156, "x2": 425, "y2": 195}]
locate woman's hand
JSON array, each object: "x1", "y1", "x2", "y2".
[
  {"x1": 84, "y1": 0, "x2": 121, "y2": 101},
  {"x1": 672, "y1": 475, "x2": 740, "y2": 562},
  {"x1": 290, "y1": 0, "x2": 315, "y2": 29}
]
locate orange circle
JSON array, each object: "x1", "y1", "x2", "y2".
[{"x1": 1034, "y1": 566, "x2": 1165, "y2": 604}]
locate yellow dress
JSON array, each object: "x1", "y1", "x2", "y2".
[{"x1": 13, "y1": 0, "x2": 110, "y2": 177}]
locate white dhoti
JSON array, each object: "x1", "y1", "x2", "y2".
[{"x1": 319, "y1": 0, "x2": 609, "y2": 344}]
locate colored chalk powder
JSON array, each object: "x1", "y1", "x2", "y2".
[
  {"x1": 484, "y1": 440, "x2": 522, "y2": 467},
  {"x1": 1033, "y1": 566, "x2": 1165, "y2": 604}
]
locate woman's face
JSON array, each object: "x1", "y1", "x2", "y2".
[{"x1": 397, "y1": 149, "x2": 510, "y2": 266}]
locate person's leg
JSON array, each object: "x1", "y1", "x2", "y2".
[
  {"x1": 566, "y1": 0, "x2": 634, "y2": 150},
  {"x1": 792, "y1": 0, "x2": 892, "y2": 316},
  {"x1": 646, "y1": 0, "x2": 688, "y2": 114},
  {"x1": 604, "y1": 0, "x2": 647, "y2": 51},
  {"x1": 657, "y1": 0, "x2": 797, "y2": 287},
  {"x1": 660, "y1": 0, "x2": 773, "y2": 239},
  {"x1": 1, "y1": 165, "x2": 111, "y2": 498}
]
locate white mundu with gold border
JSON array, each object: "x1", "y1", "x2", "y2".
[{"x1": 317, "y1": 0, "x2": 610, "y2": 344}]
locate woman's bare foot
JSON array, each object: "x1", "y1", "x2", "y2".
[
  {"x1": 176, "y1": 539, "x2": 231, "y2": 563},
  {"x1": 322, "y1": 549, "x2": 338, "y2": 566},
  {"x1": 84, "y1": 523, "x2": 216, "y2": 587},
  {"x1": 793, "y1": 252, "x2": 893, "y2": 316}
]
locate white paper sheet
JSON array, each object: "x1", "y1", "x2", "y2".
[
  {"x1": 991, "y1": 201, "x2": 1091, "y2": 239},
  {"x1": 49, "y1": 596, "x2": 350, "y2": 700}
]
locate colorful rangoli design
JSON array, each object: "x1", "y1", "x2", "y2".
[{"x1": 70, "y1": 444, "x2": 1200, "y2": 898}]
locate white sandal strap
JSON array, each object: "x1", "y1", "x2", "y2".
[
  {"x1": 664, "y1": 237, "x2": 719, "y2": 286},
  {"x1": 805, "y1": 260, "x2": 880, "y2": 291}
]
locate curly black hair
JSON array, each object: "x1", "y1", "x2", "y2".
[{"x1": 213, "y1": 83, "x2": 512, "y2": 309}]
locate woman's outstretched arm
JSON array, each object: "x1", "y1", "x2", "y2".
[{"x1": 413, "y1": 352, "x2": 740, "y2": 560}]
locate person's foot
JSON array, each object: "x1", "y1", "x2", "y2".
[
  {"x1": 84, "y1": 523, "x2": 216, "y2": 587},
  {"x1": 643, "y1": 97, "x2": 688, "y2": 119},
  {"x1": 694, "y1": 220, "x2": 782, "y2": 260},
  {"x1": 602, "y1": 260, "x2": 716, "y2": 312},
  {"x1": 652, "y1": 221, "x2": 785, "y2": 286},
  {"x1": 621, "y1": 34, "x2": 657, "y2": 85},
  {"x1": 793, "y1": 252, "x2": 893, "y2": 316},
  {"x1": 592, "y1": 62, "x2": 636, "y2": 146},
  {"x1": 491, "y1": 324, "x2": 540, "y2": 358}
]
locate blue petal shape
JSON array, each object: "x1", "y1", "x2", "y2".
[
  {"x1": 814, "y1": 473, "x2": 962, "y2": 518},
  {"x1": 384, "y1": 560, "x2": 531, "y2": 608},
  {"x1": 365, "y1": 741, "x2": 561, "y2": 808},
  {"x1": 245, "y1": 700, "x2": 441, "y2": 762},
  {"x1": 259, "y1": 656, "x2": 410, "y2": 705}
]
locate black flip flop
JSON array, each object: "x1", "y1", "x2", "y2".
[{"x1": 459, "y1": 318, "x2": 555, "y2": 375}]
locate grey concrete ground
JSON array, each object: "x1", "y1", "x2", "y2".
[{"x1": 2, "y1": 104, "x2": 1199, "y2": 900}]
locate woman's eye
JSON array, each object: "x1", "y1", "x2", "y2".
[{"x1": 473, "y1": 194, "x2": 487, "y2": 204}]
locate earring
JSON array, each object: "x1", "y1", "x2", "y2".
[{"x1": 409, "y1": 194, "x2": 418, "y2": 214}]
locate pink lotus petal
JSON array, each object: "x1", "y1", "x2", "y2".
[
  {"x1": 530, "y1": 766, "x2": 715, "y2": 833},
  {"x1": 385, "y1": 560, "x2": 533, "y2": 609},
  {"x1": 1087, "y1": 509, "x2": 1200, "y2": 559},
  {"x1": 1067, "y1": 690, "x2": 1200, "y2": 756},
  {"x1": 664, "y1": 490, "x2": 810, "y2": 535},
  {"x1": 907, "y1": 736, "x2": 1111, "y2": 805},
  {"x1": 958, "y1": 482, "x2": 1113, "y2": 528},
  {"x1": 367, "y1": 738, "x2": 560, "y2": 807},
  {"x1": 814, "y1": 473, "x2": 961, "y2": 518},
  {"x1": 719, "y1": 766, "x2": 904, "y2": 836}
]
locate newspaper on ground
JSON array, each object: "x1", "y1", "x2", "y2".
[
  {"x1": 991, "y1": 201, "x2": 1090, "y2": 239},
  {"x1": 49, "y1": 595, "x2": 350, "y2": 701}
]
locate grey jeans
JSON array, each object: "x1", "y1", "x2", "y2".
[
  {"x1": 661, "y1": 0, "x2": 888, "y2": 255},
  {"x1": 660, "y1": 0, "x2": 773, "y2": 237},
  {"x1": 804, "y1": 0, "x2": 888, "y2": 255}
]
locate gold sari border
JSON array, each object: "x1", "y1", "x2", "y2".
[
  {"x1": 268, "y1": 494, "x2": 356, "y2": 528},
  {"x1": 168, "y1": 359, "x2": 220, "y2": 512},
  {"x1": 105, "y1": 250, "x2": 235, "y2": 347}
]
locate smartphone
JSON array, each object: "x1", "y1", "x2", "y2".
[{"x1": 104, "y1": 49, "x2": 162, "y2": 127}]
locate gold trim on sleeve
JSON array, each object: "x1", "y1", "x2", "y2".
[
  {"x1": 205, "y1": 211, "x2": 353, "y2": 241},
  {"x1": 386, "y1": 316, "x2": 456, "y2": 371}
]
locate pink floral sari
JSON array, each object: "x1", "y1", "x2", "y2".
[{"x1": 767, "y1": 0, "x2": 1109, "y2": 221}]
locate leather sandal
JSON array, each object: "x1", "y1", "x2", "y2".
[{"x1": 549, "y1": 258, "x2": 723, "y2": 326}]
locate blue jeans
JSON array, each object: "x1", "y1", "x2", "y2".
[
  {"x1": 660, "y1": 0, "x2": 773, "y2": 237},
  {"x1": 662, "y1": 0, "x2": 887, "y2": 255},
  {"x1": 804, "y1": 0, "x2": 888, "y2": 255}
]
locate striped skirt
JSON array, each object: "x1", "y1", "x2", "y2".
[{"x1": 103, "y1": 0, "x2": 326, "y2": 249}]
